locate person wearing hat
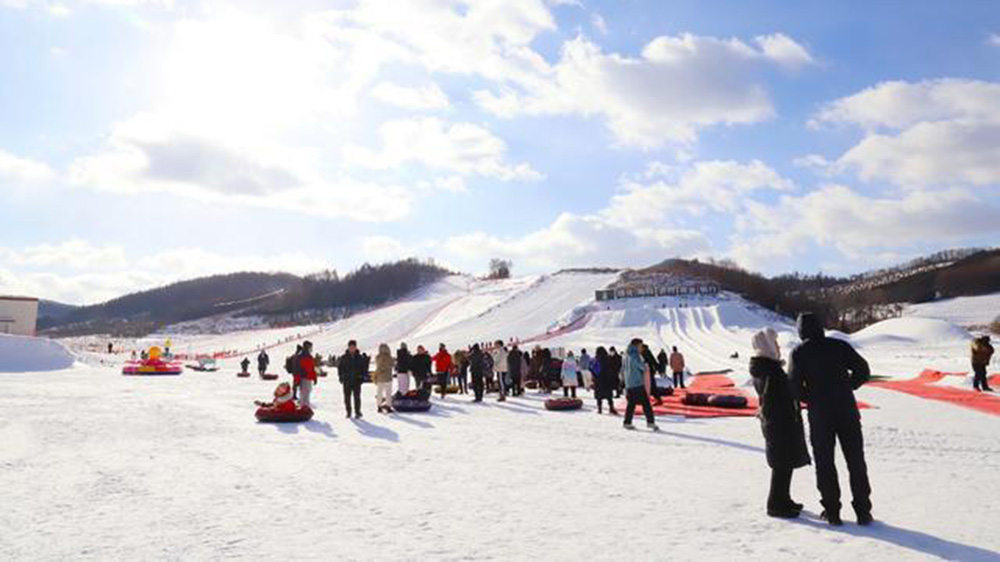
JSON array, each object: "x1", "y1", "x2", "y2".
[{"x1": 255, "y1": 382, "x2": 296, "y2": 412}]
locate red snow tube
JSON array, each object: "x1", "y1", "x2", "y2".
[
  {"x1": 707, "y1": 394, "x2": 749, "y2": 409},
  {"x1": 545, "y1": 397, "x2": 583, "y2": 411},
  {"x1": 255, "y1": 406, "x2": 314, "y2": 423},
  {"x1": 237, "y1": 372, "x2": 250, "y2": 378},
  {"x1": 681, "y1": 392, "x2": 713, "y2": 406},
  {"x1": 260, "y1": 373, "x2": 278, "y2": 381}
]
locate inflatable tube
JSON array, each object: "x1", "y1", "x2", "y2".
[
  {"x1": 392, "y1": 397, "x2": 432, "y2": 412},
  {"x1": 237, "y1": 372, "x2": 251, "y2": 378},
  {"x1": 544, "y1": 397, "x2": 583, "y2": 411},
  {"x1": 707, "y1": 394, "x2": 748, "y2": 409},
  {"x1": 681, "y1": 392, "x2": 712, "y2": 406},
  {"x1": 434, "y1": 385, "x2": 460, "y2": 394},
  {"x1": 255, "y1": 405, "x2": 314, "y2": 423},
  {"x1": 260, "y1": 373, "x2": 278, "y2": 381},
  {"x1": 122, "y1": 360, "x2": 183, "y2": 376}
]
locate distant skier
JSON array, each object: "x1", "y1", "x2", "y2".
[
  {"x1": 257, "y1": 350, "x2": 270, "y2": 377},
  {"x1": 789, "y1": 312, "x2": 872, "y2": 527},
  {"x1": 622, "y1": 338, "x2": 659, "y2": 432},
  {"x1": 240, "y1": 357, "x2": 251, "y2": 375},
  {"x1": 971, "y1": 335, "x2": 995, "y2": 392},
  {"x1": 749, "y1": 328, "x2": 810, "y2": 519},
  {"x1": 669, "y1": 347, "x2": 686, "y2": 389}
]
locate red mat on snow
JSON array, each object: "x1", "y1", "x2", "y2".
[
  {"x1": 870, "y1": 369, "x2": 1000, "y2": 417},
  {"x1": 618, "y1": 374, "x2": 873, "y2": 419},
  {"x1": 618, "y1": 374, "x2": 759, "y2": 419}
]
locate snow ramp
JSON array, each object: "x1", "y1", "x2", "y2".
[{"x1": 0, "y1": 334, "x2": 76, "y2": 373}]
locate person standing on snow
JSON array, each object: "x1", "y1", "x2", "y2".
[
  {"x1": 507, "y1": 344, "x2": 524, "y2": 397},
  {"x1": 337, "y1": 340, "x2": 366, "y2": 419},
  {"x1": 749, "y1": 328, "x2": 810, "y2": 519},
  {"x1": 296, "y1": 341, "x2": 318, "y2": 408},
  {"x1": 609, "y1": 347, "x2": 623, "y2": 398},
  {"x1": 971, "y1": 335, "x2": 995, "y2": 392},
  {"x1": 453, "y1": 347, "x2": 469, "y2": 395},
  {"x1": 432, "y1": 344, "x2": 453, "y2": 400},
  {"x1": 579, "y1": 348, "x2": 593, "y2": 390},
  {"x1": 789, "y1": 312, "x2": 872, "y2": 527},
  {"x1": 669, "y1": 346, "x2": 686, "y2": 389},
  {"x1": 395, "y1": 342, "x2": 412, "y2": 395},
  {"x1": 240, "y1": 357, "x2": 251, "y2": 375},
  {"x1": 656, "y1": 348, "x2": 669, "y2": 376},
  {"x1": 257, "y1": 350, "x2": 270, "y2": 377},
  {"x1": 641, "y1": 344, "x2": 662, "y2": 405},
  {"x1": 491, "y1": 341, "x2": 508, "y2": 401},
  {"x1": 411, "y1": 345, "x2": 432, "y2": 391},
  {"x1": 469, "y1": 344, "x2": 487, "y2": 402},
  {"x1": 373, "y1": 344, "x2": 395, "y2": 413},
  {"x1": 622, "y1": 339, "x2": 659, "y2": 431},
  {"x1": 592, "y1": 346, "x2": 618, "y2": 415},
  {"x1": 561, "y1": 351, "x2": 579, "y2": 398}
]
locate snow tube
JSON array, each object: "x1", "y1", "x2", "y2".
[
  {"x1": 681, "y1": 392, "x2": 712, "y2": 406},
  {"x1": 392, "y1": 397, "x2": 432, "y2": 412},
  {"x1": 260, "y1": 373, "x2": 278, "y2": 381},
  {"x1": 435, "y1": 385, "x2": 460, "y2": 394},
  {"x1": 544, "y1": 397, "x2": 583, "y2": 411},
  {"x1": 255, "y1": 405, "x2": 314, "y2": 423},
  {"x1": 237, "y1": 371, "x2": 251, "y2": 378},
  {"x1": 122, "y1": 359, "x2": 183, "y2": 376},
  {"x1": 707, "y1": 394, "x2": 748, "y2": 409}
]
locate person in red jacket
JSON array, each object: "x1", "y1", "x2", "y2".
[
  {"x1": 297, "y1": 340, "x2": 318, "y2": 408},
  {"x1": 255, "y1": 382, "x2": 296, "y2": 412},
  {"x1": 432, "y1": 343, "x2": 453, "y2": 399}
]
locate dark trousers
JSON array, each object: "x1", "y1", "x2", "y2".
[
  {"x1": 673, "y1": 371, "x2": 685, "y2": 388},
  {"x1": 596, "y1": 397, "x2": 616, "y2": 413},
  {"x1": 457, "y1": 371, "x2": 468, "y2": 394},
  {"x1": 809, "y1": 413, "x2": 872, "y2": 515},
  {"x1": 342, "y1": 382, "x2": 361, "y2": 415},
  {"x1": 511, "y1": 373, "x2": 522, "y2": 396},
  {"x1": 623, "y1": 387, "x2": 655, "y2": 425},
  {"x1": 414, "y1": 374, "x2": 428, "y2": 390},
  {"x1": 973, "y1": 363, "x2": 992, "y2": 390},
  {"x1": 436, "y1": 372, "x2": 449, "y2": 398},
  {"x1": 472, "y1": 373, "x2": 484, "y2": 401},
  {"x1": 768, "y1": 468, "x2": 793, "y2": 510},
  {"x1": 563, "y1": 386, "x2": 577, "y2": 398}
]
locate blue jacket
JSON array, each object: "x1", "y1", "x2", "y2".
[{"x1": 623, "y1": 345, "x2": 646, "y2": 389}]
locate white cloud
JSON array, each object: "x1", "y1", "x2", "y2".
[
  {"x1": 0, "y1": 241, "x2": 328, "y2": 304},
  {"x1": 590, "y1": 13, "x2": 607, "y2": 35},
  {"x1": 343, "y1": 117, "x2": 543, "y2": 181},
  {"x1": 813, "y1": 79, "x2": 1000, "y2": 187},
  {"x1": 445, "y1": 213, "x2": 711, "y2": 271},
  {"x1": 730, "y1": 184, "x2": 1000, "y2": 268},
  {"x1": 371, "y1": 81, "x2": 450, "y2": 110},
  {"x1": 475, "y1": 33, "x2": 812, "y2": 148},
  {"x1": 987, "y1": 33, "x2": 1000, "y2": 47},
  {"x1": 0, "y1": 149, "x2": 56, "y2": 184}
]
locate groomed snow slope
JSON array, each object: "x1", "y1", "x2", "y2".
[
  {"x1": 904, "y1": 292, "x2": 1000, "y2": 328},
  {"x1": 0, "y1": 334, "x2": 75, "y2": 373}
]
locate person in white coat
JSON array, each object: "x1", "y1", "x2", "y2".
[{"x1": 561, "y1": 351, "x2": 579, "y2": 398}]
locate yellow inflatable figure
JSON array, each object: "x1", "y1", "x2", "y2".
[{"x1": 148, "y1": 346, "x2": 162, "y2": 361}]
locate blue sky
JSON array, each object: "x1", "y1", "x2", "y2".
[{"x1": 1, "y1": 0, "x2": 999, "y2": 304}]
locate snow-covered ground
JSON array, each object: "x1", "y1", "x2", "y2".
[
  {"x1": 904, "y1": 292, "x2": 1000, "y2": 329},
  {"x1": 6, "y1": 272, "x2": 999, "y2": 559}
]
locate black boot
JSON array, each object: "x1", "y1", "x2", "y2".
[{"x1": 820, "y1": 510, "x2": 843, "y2": 526}]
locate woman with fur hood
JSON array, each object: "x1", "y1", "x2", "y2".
[
  {"x1": 749, "y1": 328, "x2": 810, "y2": 519},
  {"x1": 373, "y1": 344, "x2": 395, "y2": 413}
]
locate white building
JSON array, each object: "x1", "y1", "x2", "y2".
[{"x1": 0, "y1": 296, "x2": 39, "y2": 336}]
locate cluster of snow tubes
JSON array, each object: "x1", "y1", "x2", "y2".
[
  {"x1": 392, "y1": 391, "x2": 433, "y2": 413},
  {"x1": 544, "y1": 397, "x2": 583, "y2": 411},
  {"x1": 707, "y1": 394, "x2": 748, "y2": 409},
  {"x1": 681, "y1": 392, "x2": 748, "y2": 409},
  {"x1": 260, "y1": 373, "x2": 278, "y2": 381},
  {"x1": 256, "y1": 405, "x2": 314, "y2": 423},
  {"x1": 122, "y1": 360, "x2": 183, "y2": 376}
]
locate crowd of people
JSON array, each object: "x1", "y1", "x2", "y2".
[{"x1": 249, "y1": 314, "x2": 997, "y2": 527}]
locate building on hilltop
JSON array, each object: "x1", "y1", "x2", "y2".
[
  {"x1": 0, "y1": 296, "x2": 39, "y2": 336},
  {"x1": 595, "y1": 271, "x2": 720, "y2": 302}
]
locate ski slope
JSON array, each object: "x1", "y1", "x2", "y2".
[{"x1": 903, "y1": 292, "x2": 1000, "y2": 328}]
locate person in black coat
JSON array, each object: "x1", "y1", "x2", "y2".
[
  {"x1": 609, "y1": 347, "x2": 623, "y2": 398},
  {"x1": 592, "y1": 346, "x2": 619, "y2": 415},
  {"x1": 789, "y1": 312, "x2": 873, "y2": 526},
  {"x1": 641, "y1": 344, "x2": 662, "y2": 405},
  {"x1": 337, "y1": 340, "x2": 366, "y2": 419},
  {"x1": 469, "y1": 344, "x2": 486, "y2": 402},
  {"x1": 749, "y1": 328, "x2": 810, "y2": 519},
  {"x1": 656, "y1": 349, "x2": 668, "y2": 375},
  {"x1": 411, "y1": 345, "x2": 433, "y2": 391},
  {"x1": 507, "y1": 345, "x2": 524, "y2": 396}
]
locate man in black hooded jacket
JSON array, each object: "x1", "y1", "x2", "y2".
[{"x1": 788, "y1": 312, "x2": 873, "y2": 526}]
